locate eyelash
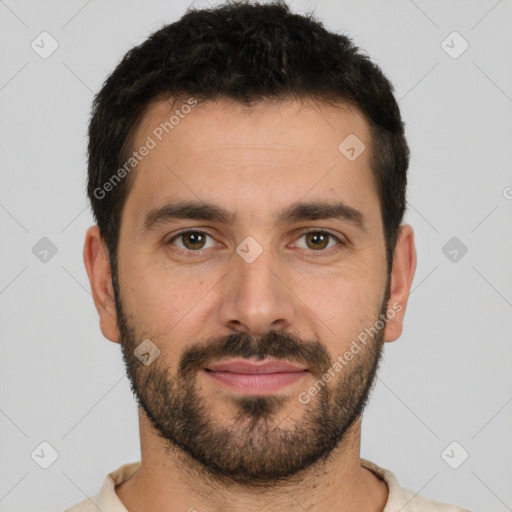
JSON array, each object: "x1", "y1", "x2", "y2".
[{"x1": 166, "y1": 229, "x2": 345, "y2": 258}]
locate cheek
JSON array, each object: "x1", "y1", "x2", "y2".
[
  {"x1": 306, "y1": 269, "x2": 384, "y2": 353},
  {"x1": 119, "y1": 252, "x2": 216, "y2": 342}
]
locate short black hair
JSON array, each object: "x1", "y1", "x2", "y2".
[{"x1": 87, "y1": 0, "x2": 409, "y2": 277}]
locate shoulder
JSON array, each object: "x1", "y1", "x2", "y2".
[
  {"x1": 64, "y1": 461, "x2": 140, "y2": 512},
  {"x1": 360, "y1": 459, "x2": 472, "y2": 512}
]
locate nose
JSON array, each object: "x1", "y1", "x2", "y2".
[{"x1": 217, "y1": 243, "x2": 297, "y2": 336}]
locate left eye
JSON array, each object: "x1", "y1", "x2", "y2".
[{"x1": 294, "y1": 231, "x2": 340, "y2": 251}]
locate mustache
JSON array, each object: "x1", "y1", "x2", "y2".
[{"x1": 179, "y1": 330, "x2": 333, "y2": 380}]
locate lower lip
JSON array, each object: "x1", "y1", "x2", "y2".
[{"x1": 204, "y1": 369, "x2": 308, "y2": 394}]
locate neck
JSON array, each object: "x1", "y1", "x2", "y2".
[{"x1": 115, "y1": 411, "x2": 388, "y2": 512}]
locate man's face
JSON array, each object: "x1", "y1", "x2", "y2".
[{"x1": 112, "y1": 98, "x2": 391, "y2": 483}]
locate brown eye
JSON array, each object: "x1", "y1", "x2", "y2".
[
  {"x1": 181, "y1": 232, "x2": 206, "y2": 250},
  {"x1": 304, "y1": 232, "x2": 331, "y2": 250},
  {"x1": 168, "y1": 231, "x2": 215, "y2": 251},
  {"x1": 295, "y1": 231, "x2": 339, "y2": 252}
]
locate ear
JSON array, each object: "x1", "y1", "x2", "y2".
[
  {"x1": 83, "y1": 225, "x2": 120, "y2": 344},
  {"x1": 383, "y1": 224, "x2": 417, "y2": 342}
]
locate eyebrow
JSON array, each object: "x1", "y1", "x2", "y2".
[{"x1": 142, "y1": 200, "x2": 367, "y2": 231}]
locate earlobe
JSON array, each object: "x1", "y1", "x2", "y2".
[
  {"x1": 83, "y1": 225, "x2": 120, "y2": 344},
  {"x1": 383, "y1": 224, "x2": 417, "y2": 343}
]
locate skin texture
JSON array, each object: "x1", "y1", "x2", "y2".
[{"x1": 84, "y1": 97, "x2": 416, "y2": 512}]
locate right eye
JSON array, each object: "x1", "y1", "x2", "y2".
[{"x1": 167, "y1": 230, "x2": 217, "y2": 253}]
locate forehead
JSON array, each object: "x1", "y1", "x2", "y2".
[
  {"x1": 134, "y1": 96, "x2": 371, "y2": 161},
  {"x1": 123, "y1": 97, "x2": 379, "y2": 227}
]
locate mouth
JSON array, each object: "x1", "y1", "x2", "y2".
[{"x1": 203, "y1": 359, "x2": 309, "y2": 395}]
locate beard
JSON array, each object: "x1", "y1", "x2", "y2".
[{"x1": 113, "y1": 275, "x2": 389, "y2": 485}]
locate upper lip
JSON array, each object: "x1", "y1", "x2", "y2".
[{"x1": 206, "y1": 359, "x2": 307, "y2": 374}]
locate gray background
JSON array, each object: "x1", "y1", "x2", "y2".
[{"x1": 1, "y1": 0, "x2": 511, "y2": 511}]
